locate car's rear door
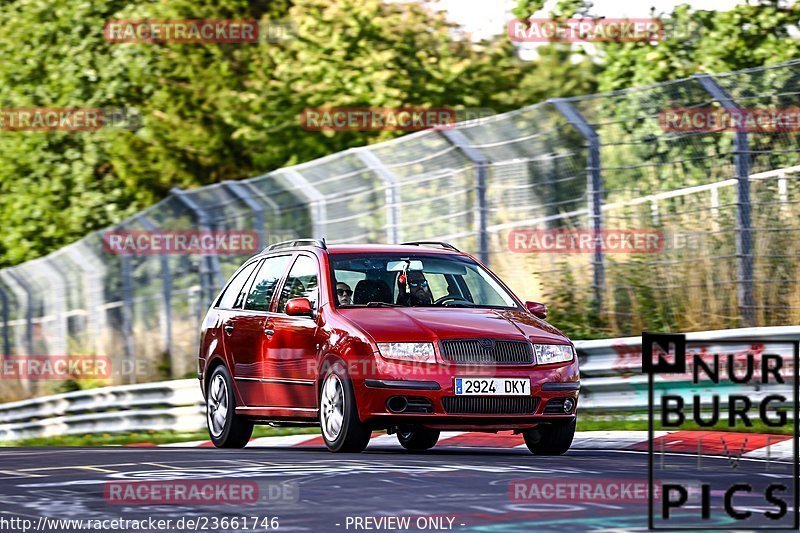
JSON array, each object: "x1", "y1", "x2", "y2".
[
  {"x1": 224, "y1": 254, "x2": 292, "y2": 407},
  {"x1": 202, "y1": 258, "x2": 260, "y2": 397}
]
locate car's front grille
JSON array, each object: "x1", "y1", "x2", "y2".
[
  {"x1": 442, "y1": 396, "x2": 539, "y2": 415},
  {"x1": 440, "y1": 339, "x2": 533, "y2": 365}
]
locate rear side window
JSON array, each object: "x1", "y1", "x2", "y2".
[
  {"x1": 216, "y1": 260, "x2": 259, "y2": 309},
  {"x1": 245, "y1": 255, "x2": 292, "y2": 311},
  {"x1": 278, "y1": 255, "x2": 319, "y2": 313}
]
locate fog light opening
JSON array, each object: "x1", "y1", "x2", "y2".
[{"x1": 563, "y1": 398, "x2": 575, "y2": 413}]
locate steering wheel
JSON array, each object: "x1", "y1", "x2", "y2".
[{"x1": 433, "y1": 295, "x2": 473, "y2": 306}]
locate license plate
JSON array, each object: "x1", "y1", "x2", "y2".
[{"x1": 454, "y1": 377, "x2": 530, "y2": 396}]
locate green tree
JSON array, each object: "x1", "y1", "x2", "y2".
[
  {"x1": 0, "y1": 0, "x2": 586, "y2": 267},
  {"x1": 597, "y1": 2, "x2": 800, "y2": 91},
  {"x1": 513, "y1": 0, "x2": 800, "y2": 90}
]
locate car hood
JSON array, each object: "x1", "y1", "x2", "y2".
[{"x1": 338, "y1": 307, "x2": 569, "y2": 344}]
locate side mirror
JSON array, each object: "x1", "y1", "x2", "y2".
[
  {"x1": 286, "y1": 297, "x2": 313, "y2": 317},
  {"x1": 525, "y1": 301, "x2": 547, "y2": 319}
]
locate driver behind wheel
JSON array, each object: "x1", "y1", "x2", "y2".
[{"x1": 397, "y1": 270, "x2": 432, "y2": 306}]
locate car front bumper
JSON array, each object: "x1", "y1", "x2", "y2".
[{"x1": 352, "y1": 356, "x2": 580, "y2": 430}]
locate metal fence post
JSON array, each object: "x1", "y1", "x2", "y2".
[
  {"x1": 136, "y1": 215, "x2": 173, "y2": 373},
  {"x1": 355, "y1": 149, "x2": 402, "y2": 244},
  {"x1": 170, "y1": 187, "x2": 224, "y2": 312},
  {"x1": 550, "y1": 98, "x2": 605, "y2": 316},
  {"x1": 119, "y1": 251, "x2": 136, "y2": 384},
  {"x1": 439, "y1": 129, "x2": 490, "y2": 265},
  {"x1": 274, "y1": 169, "x2": 327, "y2": 239},
  {"x1": 241, "y1": 176, "x2": 283, "y2": 217},
  {"x1": 0, "y1": 281, "x2": 9, "y2": 357},
  {"x1": 695, "y1": 74, "x2": 755, "y2": 327},
  {"x1": 38, "y1": 258, "x2": 69, "y2": 356},
  {"x1": 5, "y1": 270, "x2": 36, "y2": 395},
  {"x1": 222, "y1": 180, "x2": 267, "y2": 249},
  {"x1": 63, "y1": 242, "x2": 108, "y2": 357},
  {"x1": 5, "y1": 270, "x2": 34, "y2": 356}
]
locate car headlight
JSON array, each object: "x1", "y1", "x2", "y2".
[
  {"x1": 534, "y1": 344, "x2": 574, "y2": 364},
  {"x1": 377, "y1": 342, "x2": 436, "y2": 363}
]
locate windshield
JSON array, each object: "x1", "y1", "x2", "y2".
[{"x1": 330, "y1": 253, "x2": 519, "y2": 309}]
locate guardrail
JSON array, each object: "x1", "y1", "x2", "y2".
[
  {"x1": 0, "y1": 380, "x2": 204, "y2": 441},
  {"x1": 575, "y1": 325, "x2": 799, "y2": 412},
  {"x1": 0, "y1": 326, "x2": 797, "y2": 441}
]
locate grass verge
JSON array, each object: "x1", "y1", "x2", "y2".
[
  {"x1": 578, "y1": 412, "x2": 793, "y2": 435},
  {"x1": 0, "y1": 426, "x2": 319, "y2": 447}
]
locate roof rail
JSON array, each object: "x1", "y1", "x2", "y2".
[
  {"x1": 400, "y1": 241, "x2": 460, "y2": 252},
  {"x1": 264, "y1": 238, "x2": 327, "y2": 253}
]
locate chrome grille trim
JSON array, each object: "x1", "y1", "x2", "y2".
[{"x1": 439, "y1": 339, "x2": 533, "y2": 365}]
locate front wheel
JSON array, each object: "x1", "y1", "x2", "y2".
[
  {"x1": 397, "y1": 426, "x2": 440, "y2": 451},
  {"x1": 206, "y1": 365, "x2": 254, "y2": 448},
  {"x1": 523, "y1": 418, "x2": 576, "y2": 455},
  {"x1": 319, "y1": 362, "x2": 371, "y2": 453}
]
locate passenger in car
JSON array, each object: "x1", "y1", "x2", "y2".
[{"x1": 336, "y1": 282, "x2": 353, "y2": 305}]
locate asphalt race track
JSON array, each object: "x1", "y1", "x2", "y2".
[{"x1": 0, "y1": 444, "x2": 795, "y2": 532}]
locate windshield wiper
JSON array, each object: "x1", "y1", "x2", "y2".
[{"x1": 365, "y1": 301, "x2": 402, "y2": 307}]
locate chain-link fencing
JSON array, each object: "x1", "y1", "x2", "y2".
[{"x1": 0, "y1": 59, "x2": 799, "y2": 397}]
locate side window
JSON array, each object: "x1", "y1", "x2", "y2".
[
  {"x1": 278, "y1": 255, "x2": 319, "y2": 313},
  {"x1": 216, "y1": 260, "x2": 259, "y2": 309},
  {"x1": 244, "y1": 255, "x2": 291, "y2": 311}
]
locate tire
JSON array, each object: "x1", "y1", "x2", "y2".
[
  {"x1": 523, "y1": 418, "x2": 576, "y2": 455},
  {"x1": 319, "y1": 361, "x2": 371, "y2": 453},
  {"x1": 206, "y1": 365, "x2": 254, "y2": 448},
  {"x1": 397, "y1": 426, "x2": 440, "y2": 451}
]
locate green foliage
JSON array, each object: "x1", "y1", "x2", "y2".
[
  {"x1": 1, "y1": 0, "x2": 581, "y2": 267},
  {"x1": 541, "y1": 262, "x2": 608, "y2": 339},
  {"x1": 513, "y1": 0, "x2": 800, "y2": 91},
  {"x1": 512, "y1": 0, "x2": 592, "y2": 20},
  {"x1": 597, "y1": 1, "x2": 800, "y2": 91}
]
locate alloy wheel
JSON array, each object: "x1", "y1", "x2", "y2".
[
  {"x1": 320, "y1": 374, "x2": 345, "y2": 441},
  {"x1": 207, "y1": 373, "x2": 228, "y2": 438}
]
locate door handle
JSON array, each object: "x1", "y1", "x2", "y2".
[
  {"x1": 224, "y1": 325, "x2": 234, "y2": 334},
  {"x1": 264, "y1": 328, "x2": 275, "y2": 336}
]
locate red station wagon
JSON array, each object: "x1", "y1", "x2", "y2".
[{"x1": 199, "y1": 240, "x2": 580, "y2": 453}]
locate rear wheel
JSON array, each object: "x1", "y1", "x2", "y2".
[
  {"x1": 319, "y1": 362, "x2": 371, "y2": 453},
  {"x1": 397, "y1": 426, "x2": 440, "y2": 451},
  {"x1": 206, "y1": 365, "x2": 253, "y2": 448},
  {"x1": 523, "y1": 418, "x2": 575, "y2": 455}
]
